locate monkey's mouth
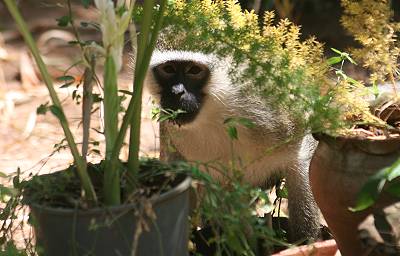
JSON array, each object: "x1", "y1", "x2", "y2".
[
  {"x1": 170, "y1": 111, "x2": 199, "y2": 126},
  {"x1": 159, "y1": 103, "x2": 199, "y2": 126},
  {"x1": 160, "y1": 92, "x2": 203, "y2": 126}
]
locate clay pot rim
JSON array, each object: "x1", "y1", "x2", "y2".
[
  {"x1": 272, "y1": 239, "x2": 338, "y2": 256},
  {"x1": 27, "y1": 176, "x2": 192, "y2": 216},
  {"x1": 313, "y1": 132, "x2": 400, "y2": 155},
  {"x1": 313, "y1": 132, "x2": 400, "y2": 143}
]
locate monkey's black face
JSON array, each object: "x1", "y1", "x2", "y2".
[{"x1": 152, "y1": 60, "x2": 210, "y2": 126}]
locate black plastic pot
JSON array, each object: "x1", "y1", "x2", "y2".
[{"x1": 28, "y1": 176, "x2": 191, "y2": 256}]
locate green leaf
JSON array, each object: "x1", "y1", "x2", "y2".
[
  {"x1": 331, "y1": 48, "x2": 342, "y2": 55},
  {"x1": 0, "y1": 184, "x2": 17, "y2": 197},
  {"x1": 56, "y1": 15, "x2": 71, "y2": 27},
  {"x1": 387, "y1": 161, "x2": 400, "y2": 181},
  {"x1": 68, "y1": 40, "x2": 81, "y2": 45},
  {"x1": 224, "y1": 117, "x2": 234, "y2": 124},
  {"x1": 276, "y1": 186, "x2": 288, "y2": 199},
  {"x1": 57, "y1": 75, "x2": 75, "y2": 81},
  {"x1": 118, "y1": 89, "x2": 134, "y2": 96},
  {"x1": 224, "y1": 117, "x2": 255, "y2": 129},
  {"x1": 158, "y1": 114, "x2": 171, "y2": 122},
  {"x1": 57, "y1": 75, "x2": 75, "y2": 88},
  {"x1": 227, "y1": 126, "x2": 238, "y2": 140},
  {"x1": 237, "y1": 117, "x2": 255, "y2": 128},
  {"x1": 12, "y1": 169, "x2": 20, "y2": 188},
  {"x1": 330, "y1": 48, "x2": 356, "y2": 64},
  {"x1": 49, "y1": 105, "x2": 66, "y2": 122},
  {"x1": 151, "y1": 107, "x2": 161, "y2": 120},
  {"x1": 350, "y1": 169, "x2": 388, "y2": 212},
  {"x1": 335, "y1": 70, "x2": 346, "y2": 79},
  {"x1": 117, "y1": 5, "x2": 127, "y2": 16},
  {"x1": 346, "y1": 76, "x2": 361, "y2": 86},
  {"x1": 81, "y1": 0, "x2": 91, "y2": 8},
  {"x1": 92, "y1": 93, "x2": 103, "y2": 103},
  {"x1": 371, "y1": 82, "x2": 379, "y2": 98},
  {"x1": 327, "y1": 56, "x2": 342, "y2": 66},
  {"x1": 226, "y1": 233, "x2": 243, "y2": 253},
  {"x1": 346, "y1": 55, "x2": 357, "y2": 65},
  {"x1": 60, "y1": 82, "x2": 74, "y2": 88},
  {"x1": 36, "y1": 102, "x2": 49, "y2": 115},
  {"x1": 386, "y1": 181, "x2": 400, "y2": 197},
  {"x1": 2, "y1": 241, "x2": 27, "y2": 256}
]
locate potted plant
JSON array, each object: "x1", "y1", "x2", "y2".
[
  {"x1": 309, "y1": 0, "x2": 400, "y2": 255},
  {"x1": 4, "y1": 0, "x2": 192, "y2": 255}
]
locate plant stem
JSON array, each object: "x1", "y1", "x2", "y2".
[
  {"x1": 127, "y1": 0, "x2": 167, "y2": 192},
  {"x1": 67, "y1": 0, "x2": 84, "y2": 52},
  {"x1": 4, "y1": 0, "x2": 97, "y2": 204},
  {"x1": 103, "y1": 0, "x2": 164, "y2": 204},
  {"x1": 82, "y1": 55, "x2": 95, "y2": 161},
  {"x1": 126, "y1": 0, "x2": 155, "y2": 189},
  {"x1": 103, "y1": 55, "x2": 121, "y2": 205},
  {"x1": 106, "y1": 0, "x2": 166, "y2": 195}
]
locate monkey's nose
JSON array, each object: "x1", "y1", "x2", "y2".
[{"x1": 172, "y1": 83, "x2": 186, "y2": 95}]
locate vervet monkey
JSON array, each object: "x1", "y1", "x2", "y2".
[{"x1": 145, "y1": 50, "x2": 320, "y2": 241}]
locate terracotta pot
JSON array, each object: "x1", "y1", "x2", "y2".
[
  {"x1": 309, "y1": 133, "x2": 400, "y2": 256},
  {"x1": 272, "y1": 239, "x2": 338, "y2": 256}
]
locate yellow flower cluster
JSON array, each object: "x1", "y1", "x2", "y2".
[
  {"x1": 263, "y1": 16, "x2": 325, "y2": 79},
  {"x1": 341, "y1": 0, "x2": 400, "y2": 85}
]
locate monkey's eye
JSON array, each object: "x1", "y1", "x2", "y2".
[
  {"x1": 161, "y1": 64, "x2": 176, "y2": 74},
  {"x1": 186, "y1": 65, "x2": 203, "y2": 75}
]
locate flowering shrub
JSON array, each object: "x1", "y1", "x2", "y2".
[
  {"x1": 341, "y1": 0, "x2": 400, "y2": 86},
  {"x1": 159, "y1": 0, "x2": 347, "y2": 135}
]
